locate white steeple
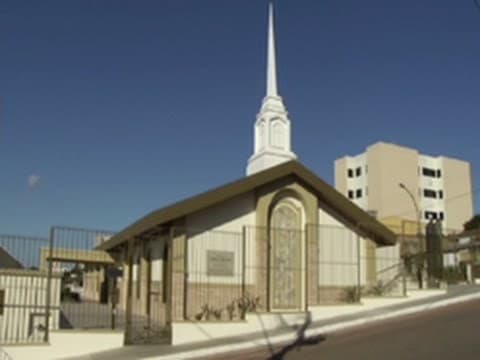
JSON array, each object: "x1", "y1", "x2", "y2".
[
  {"x1": 267, "y1": 1, "x2": 278, "y2": 97},
  {"x1": 246, "y1": 2, "x2": 297, "y2": 176}
]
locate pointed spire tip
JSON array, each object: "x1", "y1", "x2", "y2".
[{"x1": 267, "y1": 0, "x2": 278, "y2": 97}]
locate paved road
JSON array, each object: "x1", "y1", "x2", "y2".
[{"x1": 205, "y1": 298, "x2": 480, "y2": 360}]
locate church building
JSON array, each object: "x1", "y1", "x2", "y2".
[{"x1": 97, "y1": 3, "x2": 399, "y2": 345}]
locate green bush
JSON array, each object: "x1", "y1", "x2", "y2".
[{"x1": 442, "y1": 266, "x2": 466, "y2": 284}]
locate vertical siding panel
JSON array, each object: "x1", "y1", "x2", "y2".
[
  {"x1": 30, "y1": 276, "x2": 38, "y2": 343},
  {"x1": 0, "y1": 275, "x2": 6, "y2": 343},
  {"x1": 28, "y1": 276, "x2": 36, "y2": 343},
  {"x1": 2, "y1": 275, "x2": 8, "y2": 343},
  {"x1": 6, "y1": 276, "x2": 14, "y2": 343},
  {"x1": 16, "y1": 276, "x2": 24, "y2": 343},
  {"x1": 26, "y1": 276, "x2": 35, "y2": 343},
  {"x1": 52, "y1": 277, "x2": 60, "y2": 331}
]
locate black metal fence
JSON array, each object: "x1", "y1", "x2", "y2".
[{"x1": 2, "y1": 220, "x2": 467, "y2": 347}]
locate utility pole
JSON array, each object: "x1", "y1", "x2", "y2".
[{"x1": 399, "y1": 183, "x2": 424, "y2": 289}]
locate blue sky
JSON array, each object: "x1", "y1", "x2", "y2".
[{"x1": 1, "y1": 0, "x2": 479, "y2": 237}]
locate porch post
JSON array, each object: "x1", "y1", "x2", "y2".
[
  {"x1": 168, "y1": 224, "x2": 187, "y2": 322},
  {"x1": 124, "y1": 238, "x2": 134, "y2": 345}
]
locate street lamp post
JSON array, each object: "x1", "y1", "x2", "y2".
[{"x1": 399, "y1": 183, "x2": 424, "y2": 289}]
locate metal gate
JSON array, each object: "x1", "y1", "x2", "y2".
[
  {"x1": 45, "y1": 226, "x2": 124, "y2": 336},
  {"x1": 0, "y1": 234, "x2": 54, "y2": 345},
  {"x1": 124, "y1": 233, "x2": 171, "y2": 345}
]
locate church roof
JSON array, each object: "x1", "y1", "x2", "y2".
[{"x1": 98, "y1": 161, "x2": 396, "y2": 250}]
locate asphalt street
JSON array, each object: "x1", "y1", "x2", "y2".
[{"x1": 204, "y1": 298, "x2": 480, "y2": 360}]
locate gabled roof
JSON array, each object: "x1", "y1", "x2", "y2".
[
  {"x1": 0, "y1": 246, "x2": 24, "y2": 269},
  {"x1": 98, "y1": 161, "x2": 396, "y2": 250}
]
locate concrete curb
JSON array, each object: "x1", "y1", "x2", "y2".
[{"x1": 143, "y1": 292, "x2": 480, "y2": 360}]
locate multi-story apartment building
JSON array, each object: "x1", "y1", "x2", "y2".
[{"x1": 335, "y1": 142, "x2": 474, "y2": 231}]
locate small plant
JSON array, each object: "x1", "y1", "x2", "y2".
[
  {"x1": 213, "y1": 308, "x2": 222, "y2": 320},
  {"x1": 226, "y1": 301, "x2": 236, "y2": 320},
  {"x1": 368, "y1": 280, "x2": 386, "y2": 296},
  {"x1": 195, "y1": 304, "x2": 223, "y2": 321},
  {"x1": 237, "y1": 293, "x2": 261, "y2": 318},
  {"x1": 443, "y1": 266, "x2": 466, "y2": 285},
  {"x1": 343, "y1": 286, "x2": 360, "y2": 303}
]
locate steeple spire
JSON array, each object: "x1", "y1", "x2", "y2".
[
  {"x1": 246, "y1": 2, "x2": 297, "y2": 176},
  {"x1": 267, "y1": 2, "x2": 278, "y2": 97}
]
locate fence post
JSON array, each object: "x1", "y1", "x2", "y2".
[
  {"x1": 111, "y1": 275, "x2": 117, "y2": 330},
  {"x1": 401, "y1": 221, "x2": 407, "y2": 297},
  {"x1": 356, "y1": 227, "x2": 361, "y2": 302},
  {"x1": 304, "y1": 224, "x2": 309, "y2": 311},
  {"x1": 241, "y1": 226, "x2": 247, "y2": 310},
  {"x1": 183, "y1": 232, "x2": 189, "y2": 321},
  {"x1": 43, "y1": 227, "x2": 55, "y2": 343}
]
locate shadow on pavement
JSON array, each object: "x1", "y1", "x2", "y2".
[{"x1": 267, "y1": 313, "x2": 326, "y2": 360}]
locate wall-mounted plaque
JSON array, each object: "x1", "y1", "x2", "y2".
[{"x1": 207, "y1": 250, "x2": 234, "y2": 277}]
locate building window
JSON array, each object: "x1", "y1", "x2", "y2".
[
  {"x1": 439, "y1": 190, "x2": 444, "y2": 199},
  {"x1": 422, "y1": 167, "x2": 436, "y2": 177},
  {"x1": 424, "y1": 211, "x2": 438, "y2": 220},
  {"x1": 356, "y1": 189, "x2": 362, "y2": 198},
  {"x1": 423, "y1": 189, "x2": 437, "y2": 198},
  {"x1": 439, "y1": 212, "x2": 444, "y2": 220},
  {"x1": 436, "y1": 169, "x2": 442, "y2": 178},
  {"x1": 348, "y1": 190, "x2": 354, "y2": 199},
  {"x1": 355, "y1": 167, "x2": 362, "y2": 177},
  {"x1": 347, "y1": 169, "x2": 354, "y2": 178}
]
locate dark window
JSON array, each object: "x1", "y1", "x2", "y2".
[
  {"x1": 439, "y1": 190, "x2": 444, "y2": 199},
  {"x1": 425, "y1": 211, "x2": 437, "y2": 220},
  {"x1": 355, "y1": 167, "x2": 362, "y2": 177},
  {"x1": 347, "y1": 169, "x2": 354, "y2": 178},
  {"x1": 422, "y1": 167, "x2": 436, "y2": 177},
  {"x1": 0, "y1": 289, "x2": 4, "y2": 315},
  {"x1": 423, "y1": 189, "x2": 437, "y2": 198},
  {"x1": 356, "y1": 189, "x2": 362, "y2": 198},
  {"x1": 348, "y1": 190, "x2": 354, "y2": 199},
  {"x1": 162, "y1": 243, "x2": 169, "y2": 304},
  {"x1": 436, "y1": 169, "x2": 442, "y2": 178},
  {"x1": 439, "y1": 212, "x2": 444, "y2": 220}
]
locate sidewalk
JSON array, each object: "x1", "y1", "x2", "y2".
[{"x1": 57, "y1": 285, "x2": 480, "y2": 360}]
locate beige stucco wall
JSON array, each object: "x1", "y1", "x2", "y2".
[
  {"x1": 185, "y1": 192, "x2": 255, "y2": 286},
  {"x1": 442, "y1": 157, "x2": 474, "y2": 230},
  {"x1": 185, "y1": 192, "x2": 256, "y2": 233},
  {"x1": 334, "y1": 158, "x2": 348, "y2": 196},
  {"x1": 366, "y1": 142, "x2": 419, "y2": 221},
  {"x1": 318, "y1": 208, "x2": 378, "y2": 287}
]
